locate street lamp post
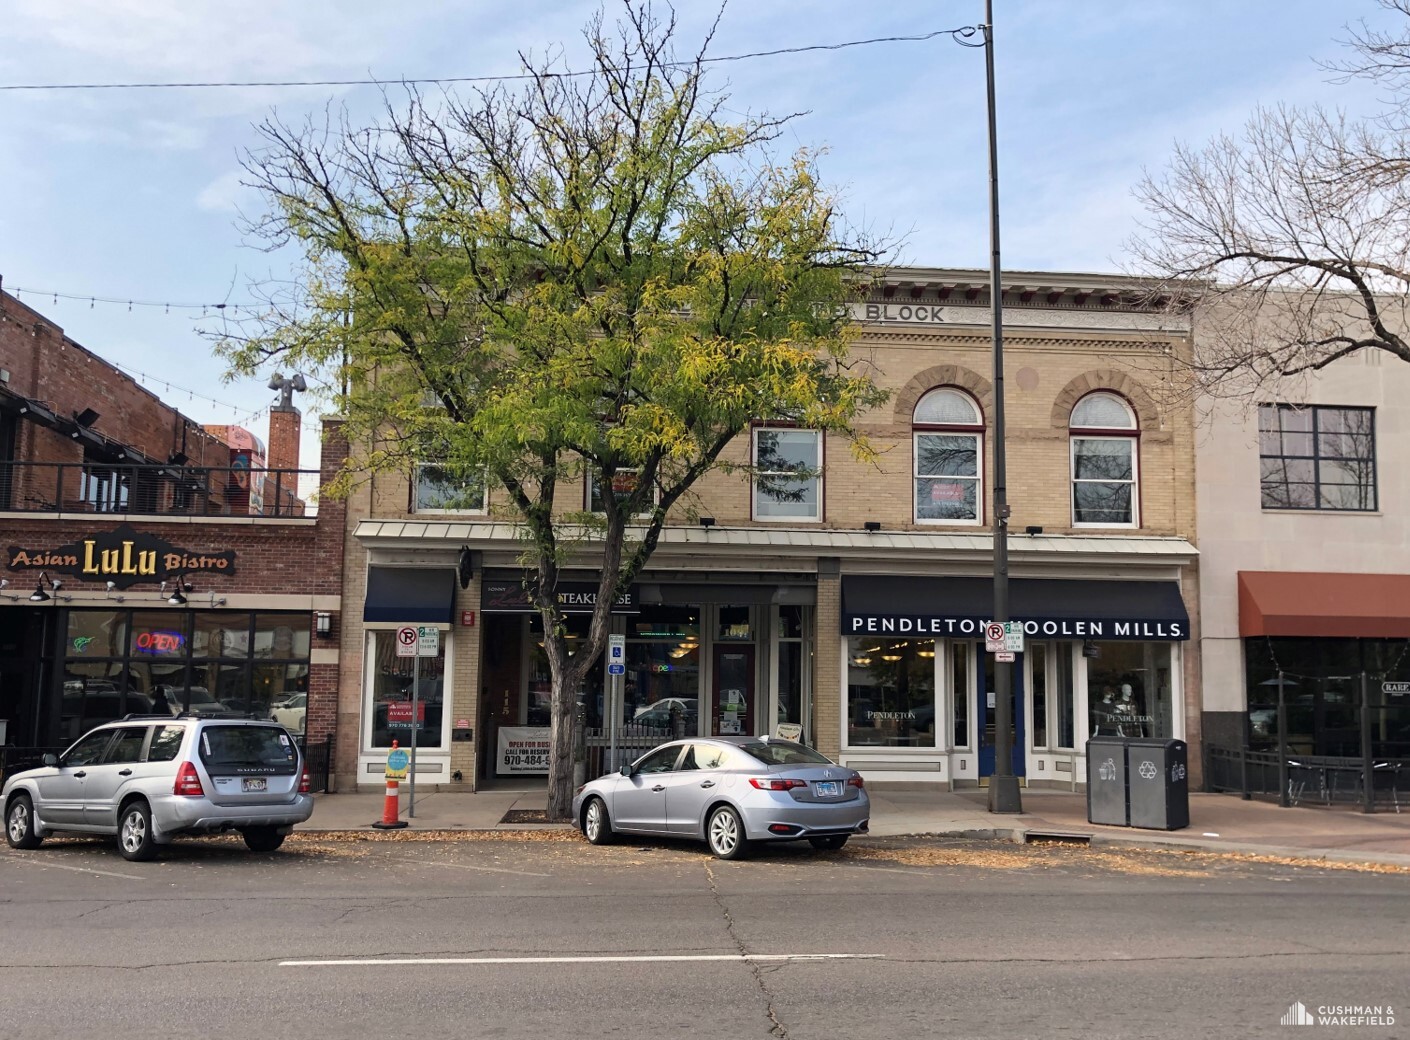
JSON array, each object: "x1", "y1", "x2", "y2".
[{"x1": 983, "y1": 0, "x2": 1022, "y2": 814}]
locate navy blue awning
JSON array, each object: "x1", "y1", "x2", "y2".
[
  {"x1": 842, "y1": 576, "x2": 1189, "y2": 641},
  {"x1": 363, "y1": 567, "x2": 455, "y2": 624}
]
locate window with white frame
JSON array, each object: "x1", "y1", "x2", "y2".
[
  {"x1": 587, "y1": 467, "x2": 659, "y2": 516},
  {"x1": 414, "y1": 463, "x2": 487, "y2": 513},
  {"x1": 913, "y1": 387, "x2": 983, "y2": 524},
  {"x1": 753, "y1": 428, "x2": 821, "y2": 521},
  {"x1": 1069, "y1": 392, "x2": 1139, "y2": 527}
]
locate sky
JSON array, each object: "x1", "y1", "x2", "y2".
[{"x1": 0, "y1": 0, "x2": 1400, "y2": 472}]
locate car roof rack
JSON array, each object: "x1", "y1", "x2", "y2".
[
  {"x1": 174, "y1": 710, "x2": 264, "y2": 720},
  {"x1": 121, "y1": 713, "x2": 178, "y2": 721}
]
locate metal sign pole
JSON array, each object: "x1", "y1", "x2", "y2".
[
  {"x1": 1276, "y1": 670, "x2": 1289, "y2": 808},
  {"x1": 409, "y1": 647, "x2": 419, "y2": 819},
  {"x1": 1360, "y1": 671, "x2": 1374, "y2": 814}
]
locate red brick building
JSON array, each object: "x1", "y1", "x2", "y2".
[{"x1": 0, "y1": 289, "x2": 345, "y2": 778}]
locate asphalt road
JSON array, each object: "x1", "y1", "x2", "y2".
[{"x1": 0, "y1": 833, "x2": 1406, "y2": 1040}]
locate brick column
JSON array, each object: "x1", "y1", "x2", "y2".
[
  {"x1": 813, "y1": 558, "x2": 842, "y2": 760},
  {"x1": 448, "y1": 575, "x2": 482, "y2": 789}
]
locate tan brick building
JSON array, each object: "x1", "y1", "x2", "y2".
[{"x1": 337, "y1": 268, "x2": 1199, "y2": 792}]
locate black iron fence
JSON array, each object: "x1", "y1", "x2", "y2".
[
  {"x1": 1, "y1": 746, "x2": 65, "y2": 783},
  {"x1": 298, "y1": 734, "x2": 334, "y2": 793},
  {"x1": 1205, "y1": 745, "x2": 1406, "y2": 812},
  {"x1": 580, "y1": 721, "x2": 682, "y2": 780},
  {"x1": 0, "y1": 461, "x2": 318, "y2": 517}
]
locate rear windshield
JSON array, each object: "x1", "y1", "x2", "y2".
[
  {"x1": 198, "y1": 725, "x2": 298, "y2": 775},
  {"x1": 737, "y1": 741, "x2": 832, "y2": 766}
]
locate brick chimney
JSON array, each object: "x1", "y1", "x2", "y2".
[{"x1": 266, "y1": 372, "x2": 306, "y2": 473}]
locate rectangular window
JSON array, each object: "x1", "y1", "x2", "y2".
[
  {"x1": 846, "y1": 638, "x2": 936, "y2": 747},
  {"x1": 588, "y1": 468, "x2": 657, "y2": 516},
  {"x1": 414, "y1": 463, "x2": 486, "y2": 513},
  {"x1": 1030, "y1": 643, "x2": 1048, "y2": 749},
  {"x1": 367, "y1": 630, "x2": 446, "y2": 749},
  {"x1": 914, "y1": 433, "x2": 980, "y2": 523},
  {"x1": 1055, "y1": 642, "x2": 1075, "y2": 749},
  {"x1": 1259, "y1": 405, "x2": 1376, "y2": 512},
  {"x1": 1071, "y1": 437, "x2": 1137, "y2": 526},
  {"x1": 1089, "y1": 642, "x2": 1174, "y2": 740},
  {"x1": 951, "y1": 642, "x2": 970, "y2": 748},
  {"x1": 753, "y1": 428, "x2": 821, "y2": 521}
]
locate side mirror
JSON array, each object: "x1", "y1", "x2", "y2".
[
  {"x1": 619, "y1": 764, "x2": 632, "y2": 777},
  {"x1": 42, "y1": 754, "x2": 58, "y2": 767}
]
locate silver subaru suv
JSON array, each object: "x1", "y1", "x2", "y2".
[{"x1": 3, "y1": 715, "x2": 315, "y2": 861}]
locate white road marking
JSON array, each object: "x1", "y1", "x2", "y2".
[
  {"x1": 421, "y1": 861, "x2": 551, "y2": 878},
  {"x1": 281, "y1": 953, "x2": 883, "y2": 967},
  {"x1": 4, "y1": 858, "x2": 144, "y2": 881}
]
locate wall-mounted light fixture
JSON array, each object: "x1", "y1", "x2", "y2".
[
  {"x1": 29, "y1": 582, "x2": 50, "y2": 602},
  {"x1": 315, "y1": 611, "x2": 334, "y2": 637},
  {"x1": 1025, "y1": 525, "x2": 1043, "y2": 536},
  {"x1": 29, "y1": 572, "x2": 60, "y2": 602},
  {"x1": 863, "y1": 521, "x2": 882, "y2": 532},
  {"x1": 166, "y1": 580, "x2": 191, "y2": 606},
  {"x1": 699, "y1": 516, "x2": 716, "y2": 528}
]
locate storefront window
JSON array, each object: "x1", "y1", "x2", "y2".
[
  {"x1": 1055, "y1": 643, "x2": 1075, "y2": 749},
  {"x1": 1030, "y1": 643, "x2": 1048, "y2": 748},
  {"x1": 192, "y1": 612, "x2": 247, "y2": 658},
  {"x1": 846, "y1": 638, "x2": 936, "y2": 747},
  {"x1": 1088, "y1": 642, "x2": 1174, "y2": 739},
  {"x1": 776, "y1": 606, "x2": 807, "y2": 736},
  {"x1": 1245, "y1": 637, "x2": 1410, "y2": 757},
  {"x1": 367, "y1": 630, "x2": 446, "y2": 749},
  {"x1": 951, "y1": 643, "x2": 970, "y2": 748},
  {"x1": 253, "y1": 614, "x2": 310, "y2": 659},
  {"x1": 528, "y1": 614, "x2": 601, "y2": 726}
]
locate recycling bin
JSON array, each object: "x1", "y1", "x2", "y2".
[
  {"x1": 1086, "y1": 736, "x2": 1129, "y2": 826},
  {"x1": 1125, "y1": 738, "x2": 1189, "y2": 830}
]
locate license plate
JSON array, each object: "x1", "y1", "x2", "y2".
[
  {"x1": 242, "y1": 778, "x2": 267, "y2": 792},
  {"x1": 814, "y1": 781, "x2": 841, "y2": 797}
]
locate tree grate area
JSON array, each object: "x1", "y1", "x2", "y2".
[{"x1": 499, "y1": 809, "x2": 551, "y2": 824}]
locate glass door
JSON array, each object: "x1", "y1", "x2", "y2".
[
  {"x1": 712, "y1": 645, "x2": 756, "y2": 736},
  {"x1": 978, "y1": 651, "x2": 1026, "y2": 779}
]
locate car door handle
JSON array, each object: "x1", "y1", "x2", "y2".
[
  {"x1": 652, "y1": 785, "x2": 666, "y2": 792},
  {"x1": 118, "y1": 769, "x2": 133, "y2": 776},
  {"x1": 73, "y1": 771, "x2": 86, "y2": 778},
  {"x1": 699, "y1": 780, "x2": 716, "y2": 788}
]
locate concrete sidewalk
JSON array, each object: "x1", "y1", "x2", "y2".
[{"x1": 300, "y1": 784, "x2": 1410, "y2": 866}]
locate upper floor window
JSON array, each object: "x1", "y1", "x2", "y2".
[
  {"x1": 913, "y1": 387, "x2": 983, "y2": 524},
  {"x1": 1259, "y1": 404, "x2": 1377, "y2": 512},
  {"x1": 1070, "y1": 392, "x2": 1138, "y2": 527},
  {"x1": 414, "y1": 463, "x2": 486, "y2": 513},
  {"x1": 588, "y1": 467, "x2": 658, "y2": 517},
  {"x1": 753, "y1": 428, "x2": 821, "y2": 522}
]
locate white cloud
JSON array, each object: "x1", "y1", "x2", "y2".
[{"x1": 196, "y1": 170, "x2": 247, "y2": 213}]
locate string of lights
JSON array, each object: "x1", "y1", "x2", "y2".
[
  {"x1": 5, "y1": 285, "x2": 253, "y2": 314},
  {"x1": 0, "y1": 28, "x2": 976, "y2": 92},
  {"x1": 109, "y1": 362, "x2": 326, "y2": 433}
]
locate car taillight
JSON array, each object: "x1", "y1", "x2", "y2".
[
  {"x1": 173, "y1": 761, "x2": 204, "y2": 797},
  {"x1": 848, "y1": 776, "x2": 865, "y2": 789},
  {"x1": 299, "y1": 767, "x2": 311, "y2": 793},
  {"x1": 749, "y1": 778, "x2": 808, "y2": 791}
]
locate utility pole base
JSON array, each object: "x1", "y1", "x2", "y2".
[{"x1": 987, "y1": 775, "x2": 1023, "y2": 814}]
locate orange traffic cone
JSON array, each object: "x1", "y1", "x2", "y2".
[{"x1": 372, "y1": 740, "x2": 409, "y2": 830}]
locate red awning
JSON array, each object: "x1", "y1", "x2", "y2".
[{"x1": 1238, "y1": 571, "x2": 1410, "y2": 638}]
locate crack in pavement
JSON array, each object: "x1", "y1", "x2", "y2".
[{"x1": 705, "y1": 860, "x2": 788, "y2": 1039}]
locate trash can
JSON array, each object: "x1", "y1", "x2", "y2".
[
  {"x1": 1126, "y1": 738, "x2": 1189, "y2": 830},
  {"x1": 1086, "y1": 736, "x2": 1129, "y2": 826}
]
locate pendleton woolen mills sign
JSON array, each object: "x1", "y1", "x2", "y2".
[{"x1": 6, "y1": 524, "x2": 237, "y2": 590}]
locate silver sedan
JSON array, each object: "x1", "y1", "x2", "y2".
[{"x1": 572, "y1": 737, "x2": 869, "y2": 859}]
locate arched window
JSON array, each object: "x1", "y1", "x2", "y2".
[
  {"x1": 913, "y1": 387, "x2": 983, "y2": 524},
  {"x1": 1069, "y1": 391, "x2": 1139, "y2": 527}
]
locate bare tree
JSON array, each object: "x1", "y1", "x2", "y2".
[{"x1": 1129, "y1": 1, "x2": 1410, "y2": 398}]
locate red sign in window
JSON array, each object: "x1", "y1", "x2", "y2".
[
  {"x1": 134, "y1": 630, "x2": 185, "y2": 655},
  {"x1": 386, "y1": 702, "x2": 427, "y2": 726}
]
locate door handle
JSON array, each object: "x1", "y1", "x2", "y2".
[
  {"x1": 118, "y1": 769, "x2": 133, "y2": 776},
  {"x1": 651, "y1": 785, "x2": 666, "y2": 792},
  {"x1": 699, "y1": 780, "x2": 716, "y2": 788},
  {"x1": 73, "y1": 771, "x2": 86, "y2": 778}
]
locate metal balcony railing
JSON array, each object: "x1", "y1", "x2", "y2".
[{"x1": 0, "y1": 461, "x2": 319, "y2": 518}]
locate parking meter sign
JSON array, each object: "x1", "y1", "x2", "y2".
[{"x1": 395, "y1": 626, "x2": 418, "y2": 658}]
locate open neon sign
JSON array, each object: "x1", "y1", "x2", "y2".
[{"x1": 134, "y1": 630, "x2": 185, "y2": 655}]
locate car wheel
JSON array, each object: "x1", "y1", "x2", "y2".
[
  {"x1": 808, "y1": 835, "x2": 848, "y2": 851},
  {"x1": 117, "y1": 800, "x2": 157, "y2": 862},
  {"x1": 583, "y1": 797, "x2": 614, "y2": 845},
  {"x1": 706, "y1": 805, "x2": 749, "y2": 860},
  {"x1": 6, "y1": 795, "x2": 42, "y2": 850},
  {"x1": 242, "y1": 827, "x2": 286, "y2": 853}
]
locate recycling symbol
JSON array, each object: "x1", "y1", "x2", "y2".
[{"x1": 1138, "y1": 761, "x2": 1158, "y2": 780}]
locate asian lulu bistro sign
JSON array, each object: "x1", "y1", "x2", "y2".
[{"x1": 6, "y1": 524, "x2": 236, "y2": 590}]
